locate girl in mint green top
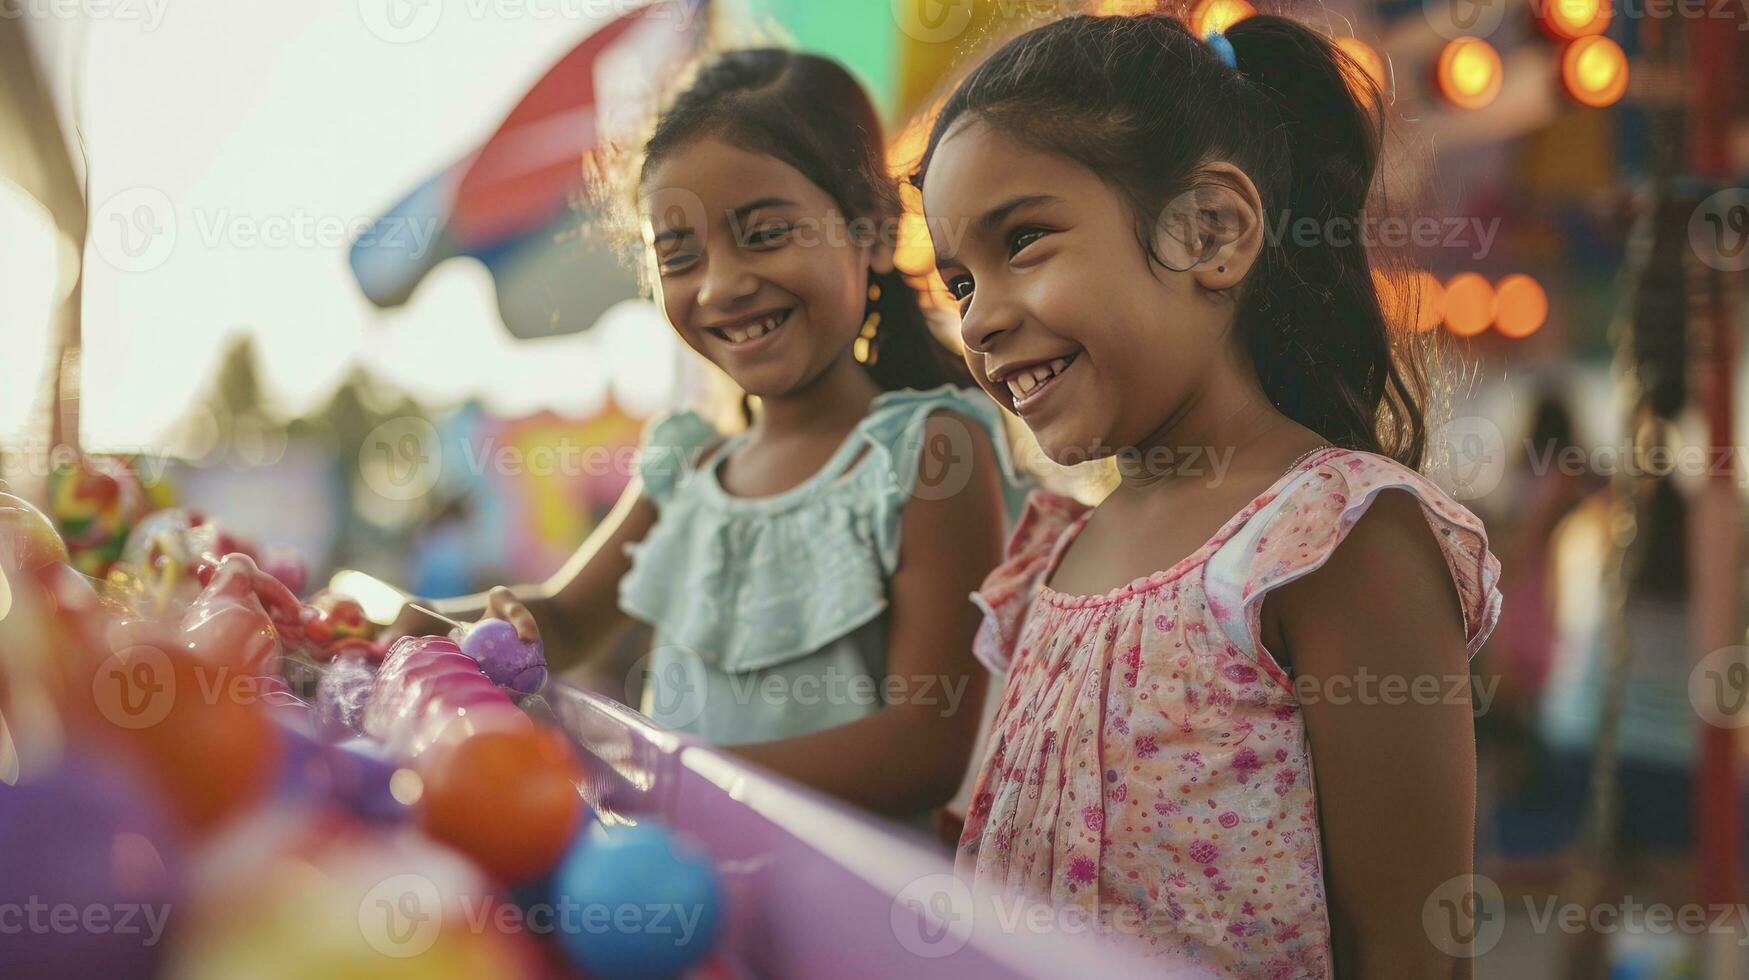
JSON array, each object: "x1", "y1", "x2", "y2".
[
  {"x1": 398, "y1": 50, "x2": 1021, "y2": 821},
  {"x1": 621, "y1": 385, "x2": 1019, "y2": 747}
]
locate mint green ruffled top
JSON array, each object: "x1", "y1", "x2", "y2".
[{"x1": 618, "y1": 384, "x2": 1024, "y2": 746}]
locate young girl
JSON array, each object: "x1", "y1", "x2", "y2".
[
  {"x1": 398, "y1": 50, "x2": 1017, "y2": 820},
  {"x1": 915, "y1": 14, "x2": 1501, "y2": 976}
]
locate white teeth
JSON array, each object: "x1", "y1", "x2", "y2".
[
  {"x1": 1002, "y1": 356, "x2": 1076, "y2": 405},
  {"x1": 718, "y1": 313, "x2": 784, "y2": 344}
]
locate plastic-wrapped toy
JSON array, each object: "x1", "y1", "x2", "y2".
[
  {"x1": 313, "y1": 650, "x2": 378, "y2": 738},
  {"x1": 300, "y1": 589, "x2": 387, "y2": 662},
  {"x1": 363, "y1": 635, "x2": 583, "y2": 883},
  {"x1": 46, "y1": 454, "x2": 150, "y2": 576},
  {"x1": 0, "y1": 489, "x2": 71, "y2": 571},
  {"x1": 364, "y1": 635, "x2": 532, "y2": 761}
]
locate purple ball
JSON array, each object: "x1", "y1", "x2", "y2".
[
  {"x1": 0, "y1": 754, "x2": 180, "y2": 980},
  {"x1": 460, "y1": 617, "x2": 548, "y2": 694}
]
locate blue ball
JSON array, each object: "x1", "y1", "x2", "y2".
[{"x1": 553, "y1": 823, "x2": 723, "y2": 980}]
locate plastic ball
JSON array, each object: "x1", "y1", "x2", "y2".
[
  {"x1": 94, "y1": 646, "x2": 284, "y2": 836},
  {"x1": 0, "y1": 754, "x2": 180, "y2": 980},
  {"x1": 553, "y1": 823, "x2": 723, "y2": 979},
  {"x1": 0, "y1": 490, "x2": 71, "y2": 571},
  {"x1": 460, "y1": 617, "x2": 548, "y2": 694},
  {"x1": 419, "y1": 727, "x2": 584, "y2": 884},
  {"x1": 167, "y1": 819, "x2": 543, "y2": 980}
]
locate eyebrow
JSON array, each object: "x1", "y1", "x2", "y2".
[
  {"x1": 651, "y1": 196, "x2": 801, "y2": 246},
  {"x1": 730, "y1": 196, "x2": 800, "y2": 222},
  {"x1": 934, "y1": 193, "x2": 1062, "y2": 266}
]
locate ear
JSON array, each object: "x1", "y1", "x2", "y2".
[{"x1": 1152, "y1": 162, "x2": 1265, "y2": 293}]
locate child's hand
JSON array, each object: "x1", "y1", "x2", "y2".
[{"x1": 482, "y1": 586, "x2": 542, "y2": 645}]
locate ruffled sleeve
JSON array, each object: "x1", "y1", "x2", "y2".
[
  {"x1": 969, "y1": 490, "x2": 1089, "y2": 674},
  {"x1": 619, "y1": 388, "x2": 1024, "y2": 674},
  {"x1": 1207, "y1": 450, "x2": 1504, "y2": 678},
  {"x1": 853, "y1": 384, "x2": 1024, "y2": 574},
  {"x1": 633, "y1": 410, "x2": 722, "y2": 507}
]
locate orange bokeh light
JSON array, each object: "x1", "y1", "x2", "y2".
[
  {"x1": 1541, "y1": 0, "x2": 1611, "y2": 39},
  {"x1": 1561, "y1": 35, "x2": 1629, "y2": 108},
  {"x1": 1442, "y1": 272, "x2": 1496, "y2": 336},
  {"x1": 1374, "y1": 269, "x2": 1445, "y2": 334},
  {"x1": 1192, "y1": 0, "x2": 1254, "y2": 36},
  {"x1": 1095, "y1": 0, "x2": 1159, "y2": 14},
  {"x1": 1494, "y1": 274, "x2": 1548, "y2": 338},
  {"x1": 1436, "y1": 38, "x2": 1504, "y2": 111},
  {"x1": 1335, "y1": 37, "x2": 1387, "y2": 102}
]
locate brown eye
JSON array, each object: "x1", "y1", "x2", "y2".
[{"x1": 1007, "y1": 226, "x2": 1047, "y2": 257}]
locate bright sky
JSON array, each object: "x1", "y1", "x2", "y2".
[{"x1": 2, "y1": 0, "x2": 683, "y2": 450}]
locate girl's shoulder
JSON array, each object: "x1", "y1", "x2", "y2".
[
  {"x1": 632, "y1": 408, "x2": 725, "y2": 505},
  {"x1": 1206, "y1": 446, "x2": 1504, "y2": 665},
  {"x1": 853, "y1": 384, "x2": 1022, "y2": 507}
]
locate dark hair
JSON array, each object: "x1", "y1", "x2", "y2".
[
  {"x1": 911, "y1": 13, "x2": 1430, "y2": 467},
  {"x1": 635, "y1": 49, "x2": 972, "y2": 411}
]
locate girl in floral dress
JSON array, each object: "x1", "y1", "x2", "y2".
[{"x1": 914, "y1": 14, "x2": 1502, "y2": 977}]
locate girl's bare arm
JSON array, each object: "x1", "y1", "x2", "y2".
[{"x1": 1271, "y1": 491, "x2": 1476, "y2": 979}]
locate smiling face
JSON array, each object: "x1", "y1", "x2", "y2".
[
  {"x1": 640, "y1": 137, "x2": 887, "y2": 400},
  {"x1": 923, "y1": 119, "x2": 1250, "y2": 466}
]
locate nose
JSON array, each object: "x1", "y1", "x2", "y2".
[
  {"x1": 959, "y1": 291, "x2": 1020, "y2": 354},
  {"x1": 696, "y1": 247, "x2": 757, "y2": 311}
]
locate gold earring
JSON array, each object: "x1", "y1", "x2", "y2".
[
  {"x1": 868, "y1": 283, "x2": 882, "y2": 302},
  {"x1": 855, "y1": 310, "x2": 881, "y2": 365}
]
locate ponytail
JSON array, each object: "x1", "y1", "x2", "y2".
[
  {"x1": 861, "y1": 266, "x2": 974, "y2": 391},
  {"x1": 915, "y1": 13, "x2": 1430, "y2": 467},
  {"x1": 1224, "y1": 16, "x2": 1426, "y2": 466}
]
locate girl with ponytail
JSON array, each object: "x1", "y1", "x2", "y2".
[
  {"x1": 915, "y1": 13, "x2": 1502, "y2": 974},
  {"x1": 398, "y1": 50, "x2": 1021, "y2": 822}
]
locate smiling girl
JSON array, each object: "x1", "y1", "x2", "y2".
[
  {"x1": 397, "y1": 50, "x2": 1018, "y2": 821},
  {"x1": 915, "y1": 14, "x2": 1502, "y2": 976}
]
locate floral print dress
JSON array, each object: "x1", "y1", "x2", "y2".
[{"x1": 957, "y1": 447, "x2": 1502, "y2": 978}]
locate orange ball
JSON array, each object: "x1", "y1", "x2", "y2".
[
  {"x1": 93, "y1": 647, "x2": 282, "y2": 836},
  {"x1": 419, "y1": 728, "x2": 584, "y2": 884}
]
